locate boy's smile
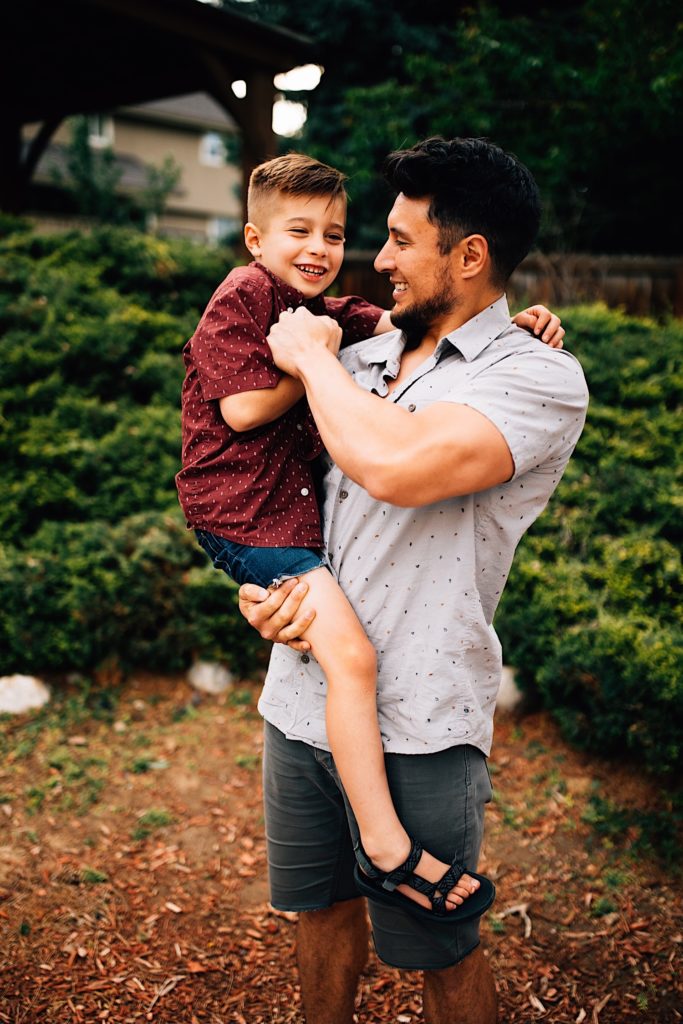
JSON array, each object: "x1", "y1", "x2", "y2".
[{"x1": 245, "y1": 194, "x2": 346, "y2": 299}]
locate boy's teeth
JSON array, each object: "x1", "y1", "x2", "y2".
[{"x1": 298, "y1": 265, "x2": 325, "y2": 275}]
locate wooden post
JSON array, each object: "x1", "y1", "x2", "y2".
[{"x1": 0, "y1": 122, "x2": 22, "y2": 214}]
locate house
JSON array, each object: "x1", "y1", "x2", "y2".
[{"x1": 23, "y1": 93, "x2": 243, "y2": 243}]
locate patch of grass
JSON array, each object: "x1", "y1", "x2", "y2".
[
  {"x1": 19, "y1": 921, "x2": 30, "y2": 936},
  {"x1": 81, "y1": 867, "x2": 108, "y2": 884},
  {"x1": 590, "y1": 896, "x2": 617, "y2": 917},
  {"x1": 603, "y1": 867, "x2": 630, "y2": 890},
  {"x1": 132, "y1": 733, "x2": 152, "y2": 747},
  {"x1": 128, "y1": 755, "x2": 169, "y2": 773},
  {"x1": 524, "y1": 739, "x2": 548, "y2": 760},
  {"x1": 171, "y1": 704, "x2": 198, "y2": 723},
  {"x1": 229, "y1": 689, "x2": 253, "y2": 707},
  {"x1": 234, "y1": 753, "x2": 260, "y2": 770},
  {"x1": 583, "y1": 793, "x2": 683, "y2": 871},
  {"x1": 25, "y1": 785, "x2": 45, "y2": 814},
  {"x1": 132, "y1": 808, "x2": 175, "y2": 841},
  {"x1": 488, "y1": 915, "x2": 506, "y2": 934}
]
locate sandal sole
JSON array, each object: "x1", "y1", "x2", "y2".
[{"x1": 353, "y1": 866, "x2": 495, "y2": 925}]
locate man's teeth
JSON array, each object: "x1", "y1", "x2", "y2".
[
  {"x1": 394, "y1": 283, "x2": 408, "y2": 292},
  {"x1": 297, "y1": 265, "x2": 326, "y2": 276}
]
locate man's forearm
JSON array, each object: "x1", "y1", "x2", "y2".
[{"x1": 297, "y1": 346, "x2": 420, "y2": 499}]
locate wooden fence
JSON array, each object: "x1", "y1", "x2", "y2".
[{"x1": 339, "y1": 251, "x2": 683, "y2": 319}]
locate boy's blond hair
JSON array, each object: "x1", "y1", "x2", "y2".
[{"x1": 247, "y1": 153, "x2": 347, "y2": 226}]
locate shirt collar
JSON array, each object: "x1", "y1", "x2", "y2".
[
  {"x1": 252, "y1": 261, "x2": 327, "y2": 315},
  {"x1": 437, "y1": 294, "x2": 512, "y2": 362},
  {"x1": 362, "y1": 293, "x2": 512, "y2": 370}
]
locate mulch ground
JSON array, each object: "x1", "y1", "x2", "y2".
[{"x1": 0, "y1": 673, "x2": 680, "y2": 1024}]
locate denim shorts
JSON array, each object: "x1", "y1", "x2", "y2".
[
  {"x1": 262, "y1": 722, "x2": 494, "y2": 971},
  {"x1": 195, "y1": 529, "x2": 326, "y2": 589}
]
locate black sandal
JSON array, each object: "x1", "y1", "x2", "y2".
[{"x1": 353, "y1": 838, "x2": 495, "y2": 925}]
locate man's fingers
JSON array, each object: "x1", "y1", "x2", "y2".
[{"x1": 540, "y1": 313, "x2": 560, "y2": 340}]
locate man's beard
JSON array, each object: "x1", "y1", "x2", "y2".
[{"x1": 390, "y1": 271, "x2": 461, "y2": 351}]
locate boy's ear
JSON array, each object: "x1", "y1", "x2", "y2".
[{"x1": 244, "y1": 222, "x2": 262, "y2": 258}]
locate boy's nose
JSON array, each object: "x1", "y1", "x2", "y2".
[{"x1": 306, "y1": 234, "x2": 326, "y2": 255}]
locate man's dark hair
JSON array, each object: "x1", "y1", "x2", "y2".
[{"x1": 383, "y1": 137, "x2": 541, "y2": 287}]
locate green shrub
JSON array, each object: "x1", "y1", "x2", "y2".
[
  {"x1": 0, "y1": 511, "x2": 265, "y2": 677},
  {"x1": 0, "y1": 224, "x2": 262, "y2": 678},
  {"x1": 496, "y1": 305, "x2": 683, "y2": 773}
]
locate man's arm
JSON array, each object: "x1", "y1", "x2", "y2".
[{"x1": 267, "y1": 309, "x2": 513, "y2": 505}]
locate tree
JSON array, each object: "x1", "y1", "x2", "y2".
[{"x1": 236, "y1": 0, "x2": 683, "y2": 253}]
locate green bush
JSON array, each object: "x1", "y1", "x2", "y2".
[
  {"x1": 496, "y1": 305, "x2": 683, "y2": 773},
  {"x1": 0, "y1": 223, "x2": 264, "y2": 678}
]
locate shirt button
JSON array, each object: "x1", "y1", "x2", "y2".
[
  {"x1": 408, "y1": 403, "x2": 416, "y2": 412},
  {"x1": 340, "y1": 490, "x2": 349, "y2": 500},
  {"x1": 300, "y1": 487, "x2": 309, "y2": 496},
  {"x1": 301, "y1": 654, "x2": 310, "y2": 664}
]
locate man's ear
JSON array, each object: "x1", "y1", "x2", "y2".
[
  {"x1": 244, "y1": 222, "x2": 262, "y2": 258},
  {"x1": 459, "y1": 234, "x2": 489, "y2": 280}
]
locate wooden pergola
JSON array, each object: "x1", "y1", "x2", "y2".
[{"x1": 1, "y1": 0, "x2": 315, "y2": 217}]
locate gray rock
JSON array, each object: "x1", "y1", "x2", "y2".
[
  {"x1": 187, "y1": 661, "x2": 234, "y2": 695},
  {"x1": 495, "y1": 666, "x2": 525, "y2": 714},
  {"x1": 0, "y1": 675, "x2": 51, "y2": 714}
]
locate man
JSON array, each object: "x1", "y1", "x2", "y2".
[{"x1": 239, "y1": 137, "x2": 588, "y2": 1024}]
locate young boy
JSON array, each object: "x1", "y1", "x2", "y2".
[{"x1": 176, "y1": 153, "x2": 562, "y2": 918}]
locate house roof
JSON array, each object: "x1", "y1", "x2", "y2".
[
  {"x1": 117, "y1": 93, "x2": 238, "y2": 134},
  {"x1": 5, "y1": 0, "x2": 313, "y2": 125}
]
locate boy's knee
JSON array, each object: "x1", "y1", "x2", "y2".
[{"x1": 344, "y1": 636, "x2": 377, "y2": 679}]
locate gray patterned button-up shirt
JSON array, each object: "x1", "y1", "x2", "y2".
[{"x1": 258, "y1": 296, "x2": 588, "y2": 756}]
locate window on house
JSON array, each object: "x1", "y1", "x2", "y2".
[
  {"x1": 207, "y1": 217, "x2": 240, "y2": 245},
  {"x1": 88, "y1": 114, "x2": 114, "y2": 149},
  {"x1": 199, "y1": 133, "x2": 227, "y2": 168}
]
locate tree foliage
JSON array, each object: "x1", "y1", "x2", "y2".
[{"x1": 240, "y1": 0, "x2": 682, "y2": 252}]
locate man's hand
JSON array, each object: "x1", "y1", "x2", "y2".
[
  {"x1": 238, "y1": 577, "x2": 315, "y2": 651},
  {"x1": 267, "y1": 307, "x2": 342, "y2": 377},
  {"x1": 513, "y1": 305, "x2": 565, "y2": 348}
]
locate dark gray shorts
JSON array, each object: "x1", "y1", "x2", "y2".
[{"x1": 262, "y1": 721, "x2": 493, "y2": 971}]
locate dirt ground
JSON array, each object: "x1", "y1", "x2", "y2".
[{"x1": 0, "y1": 673, "x2": 680, "y2": 1024}]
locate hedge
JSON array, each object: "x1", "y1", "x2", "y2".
[
  {"x1": 0, "y1": 221, "x2": 681, "y2": 771},
  {"x1": 496, "y1": 306, "x2": 682, "y2": 772}
]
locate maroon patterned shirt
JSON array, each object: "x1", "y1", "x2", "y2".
[{"x1": 176, "y1": 262, "x2": 383, "y2": 547}]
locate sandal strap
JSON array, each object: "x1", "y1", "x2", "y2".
[
  {"x1": 402, "y1": 858, "x2": 468, "y2": 915},
  {"x1": 381, "y1": 838, "x2": 423, "y2": 892}
]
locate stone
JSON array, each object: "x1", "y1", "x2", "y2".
[
  {"x1": 187, "y1": 660, "x2": 234, "y2": 695},
  {"x1": 495, "y1": 666, "x2": 525, "y2": 714},
  {"x1": 0, "y1": 675, "x2": 51, "y2": 714}
]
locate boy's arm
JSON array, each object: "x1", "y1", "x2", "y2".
[
  {"x1": 219, "y1": 376, "x2": 305, "y2": 432},
  {"x1": 512, "y1": 305, "x2": 565, "y2": 347}
]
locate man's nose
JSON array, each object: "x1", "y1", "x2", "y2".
[{"x1": 374, "y1": 239, "x2": 394, "y2": 273}]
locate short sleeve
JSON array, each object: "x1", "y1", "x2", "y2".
[
  {"x1": 324, "y1": 295, "x2": 384, "y2": 348},
  {"x1": 446, "y1": 348, "x2": 589, "y2": 478},
  {"x1": 190, "y1": 275, "x2": 281, "y2": 401}
]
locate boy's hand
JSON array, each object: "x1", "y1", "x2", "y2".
[
  {"x1": 238, "y1": 577, "x2": 315, "y2": 651},
  {"x1": 268, "y1": 307, "x2": 342, "y2": 376},
  {"x1": 513, "y1": 305, "x2": 565, "y2": 348}
]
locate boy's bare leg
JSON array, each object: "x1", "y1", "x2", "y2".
[
  {"x1": 297, "y1": 569, "x2": 479, "y2": 910},
  {"x1": 297, "y1": 899, "x2": 369, "y2": 1024},
  {"x1": 422, "y1": 947, "x2": 498, "y2": 1024}
]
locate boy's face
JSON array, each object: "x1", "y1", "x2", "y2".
[{"x1": 245, "y1": 193, "x2": 346, "y2": 299}]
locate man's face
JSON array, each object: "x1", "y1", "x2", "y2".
[
  {"x1": 374, "y1": 194, "x2": 461, "y2": 346},
  {"x1": 246, "y1": 193, "x2": 346, "y2": 299}
]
